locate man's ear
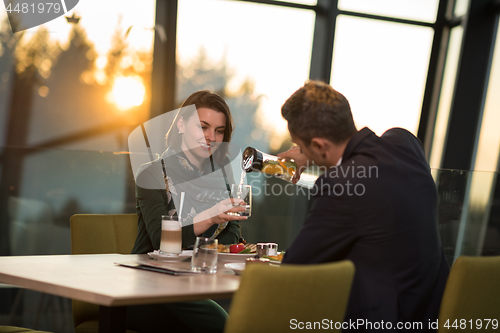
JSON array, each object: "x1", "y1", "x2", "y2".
[
  {"x1": 310, "y1": 138, "x2": 329, "y2": 158},
  {"x1": 177, "y1": 116, "x2": 184, "y2": 134}
]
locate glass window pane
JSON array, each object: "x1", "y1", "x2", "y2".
[
  {"x1": 177, "y1": 0, "x2": 314, "y2": 250},
  {"x1": 338, "y1": 0, "x2": 439, "y2": 23},
  {"x1": 433, "y1": 168, "x2": 469, "y2": 265},
  {"x1": 177, "y1": 0, "x2": 314, "y2": 151},
  {"x1": 0, "y1": 2, "x2": 155, "y2": 327},
  {"x1": 0, "y1": 0, "x2": 155, "y2": 258},
  {"x1": 454, "y1": 18, "x2": 500, "y2": 257},
  {"x1": 330, "y1": 15, "x2": 433, "y2": 136},
  {"x1": 429, "y1": 27, "x2": 463, "y2": 169},
  {"x1": 0, "y1": 0, "x2": 156, "y2": 150},
  {"x1": 454, "y1": 0, "x2": 469, "y2": 17},
  {"x1": 436, "y1": 21, "x2": 500, "y2": 260},
  {"x1": 474, "y1": 21, "x2": 500, "y2": 173}
]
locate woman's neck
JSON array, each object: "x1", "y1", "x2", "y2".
[{"x1": 180, "y1": 143, "x2": 203, "y2": 171}]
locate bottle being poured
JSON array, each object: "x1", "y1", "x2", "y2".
[
  {"x1": 242, "y1": 147, "x2": 297, "y2": 183},
  {"x1": 242, "y1": 147, "x2": 323, "y2": 189}
]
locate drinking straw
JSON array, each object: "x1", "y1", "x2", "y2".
[{"x1": 179, "y1": 192, "x2": 185, "y2": 222}]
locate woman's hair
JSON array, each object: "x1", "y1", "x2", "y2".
[{"x1": 166, "y1": 90, "x2": 234, "y2": 165}]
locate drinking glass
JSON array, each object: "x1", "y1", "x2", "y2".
[
  {"x1": 159, "y1": 216, "x2": 182, "y2": 256},
  {"x1": 191, "y1": 237, "x2": 218, "y2": 274},
  {"x1": 228, "y1": 184, "x2": 252, "y2": 217}
]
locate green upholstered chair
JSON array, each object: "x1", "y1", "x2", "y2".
[
  {"x1": 70, "y1": 214, "x2": 139, "y2": 333},
  {"x1": 438, "y1": 256, "x2": 500, "y2": 332},
  {"x1": 224, "y1": 260, "x2": 355, "y2": 333},
  {"x1": 0, "y1": 327, "x2": 51, "y2": 333}
]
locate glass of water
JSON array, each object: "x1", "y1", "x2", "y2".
[
  {"x1": 191, "y1": 237, "x2": 218, "y2": 274},
  {"x1": 228, "y1": 184, "x2": 252, "y2": 217}
]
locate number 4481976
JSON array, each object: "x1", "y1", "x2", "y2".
[
  {"x1": 444, "y1": 319, "x2": 498, "y2": 330},
  {"x1": 6, "y1": 3, "x2": 61, "y2": 14}
]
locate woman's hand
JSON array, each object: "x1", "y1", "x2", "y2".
[
  {"x1": 278, "y1": 146, "x2": 312, "y2": 183},
  {"x1": 193, "y1": 198, "x2": 247, "y2": 236}
]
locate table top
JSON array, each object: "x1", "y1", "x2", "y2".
[{"x1": 0, "y1": 254, "x2": 241, "y2": 307}]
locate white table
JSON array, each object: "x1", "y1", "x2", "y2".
[{"x1": 0, "y1": 254, "x2": 241, "y2": 333}]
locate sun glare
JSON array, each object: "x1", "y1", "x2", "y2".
[{"x1": 108, "y1": 76, "x2": 146, "y2": 110}]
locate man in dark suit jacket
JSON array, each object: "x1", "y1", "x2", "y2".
[{"x1": 279, "y1": 81, "x2": 449, "y2": 332}]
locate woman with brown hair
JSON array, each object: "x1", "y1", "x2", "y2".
[
  {"x1": 132, "y1": 90, "x2": 246, "y2": 254},
  {"x1": 129, "y1": 90, "x2": 246, "y2": 332}
]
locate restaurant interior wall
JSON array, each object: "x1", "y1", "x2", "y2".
[{"x1": 0, "y1": 0, "x2": 499, "y2": 331}]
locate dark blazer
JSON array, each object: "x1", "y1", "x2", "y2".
[{"x1": 283, "y1": 127, "x2": 449, "y2": 332}]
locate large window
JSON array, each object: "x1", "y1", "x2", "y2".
[
  {"x1": 176, "y1": 0, "x2": 315, "y2": 250},
  {"x1": 429, "y1": 27, "x2": 464, "y2": 169},
  {"x1": 338, "y1": 0, "x2": 439, "y2": 23},
  {"x1": 1, "y1": 0, "x2": 156, "y2": 151},
  {"x1": 474, "y1": 23, "x2": 500, "y2": 173},
  {"x1": 330, "y1": 15, "x2": 433, "y2": 135},
  {"x1": 453, "y1": 18, "x2": 500, "y2": 258},
  {"x1": 177, "y1": 0, "x2": 314, "y2": 152},
  {"x1": 0, "y1": 0, "x2": 157, "y2": 258},
  {"x1": 0, "y1": 1, "x2": 157, "y2": 330}
]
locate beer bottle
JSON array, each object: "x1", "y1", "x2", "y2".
[{"x1": 242, "y1": 147, "x2": 297, "y2": 183}]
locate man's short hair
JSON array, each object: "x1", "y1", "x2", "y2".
[{"x1": 281, "y1": 81, "x2": 356, "y2": 145}]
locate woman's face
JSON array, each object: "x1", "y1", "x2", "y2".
[{"x1": 178, "y1": 107, "x2": 226, "y2": 165}]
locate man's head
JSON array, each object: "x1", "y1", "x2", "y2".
[{"x1": 281, "y1": 81, "x2": 357, "y2": 167}]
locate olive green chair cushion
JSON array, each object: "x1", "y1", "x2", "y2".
[
  {"x1": 438, "y1": 256, "x2": 500, "y2": 332},
  {"x1": 70, "y1": 214, "x2": 138, "y2": 255},
  {"x1": 224, "y1": 260, "x2": 355, "y2": 333},
  {"x1": 0, "y1": 327, "x2": 51, "y2": 333},
  {"x1": 70, "y1": 320, "x2": 138, "y2": 333},
  {"x1": 70, "y1": 214, "x2": 139, "y2": 333}
]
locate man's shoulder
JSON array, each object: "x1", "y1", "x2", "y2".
[
  {"x1": 343, "y1": 127, "x2": 419, "y2": 164},
  {"x1": 381, "y1": 127, "x2": 423, "y2": 147},
  {"x1": 383, "y1": 127, "x2": 414, "y2": 136},
  {"x1": 380, "y1": 128, "x2": 428, "y2": 165}
]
